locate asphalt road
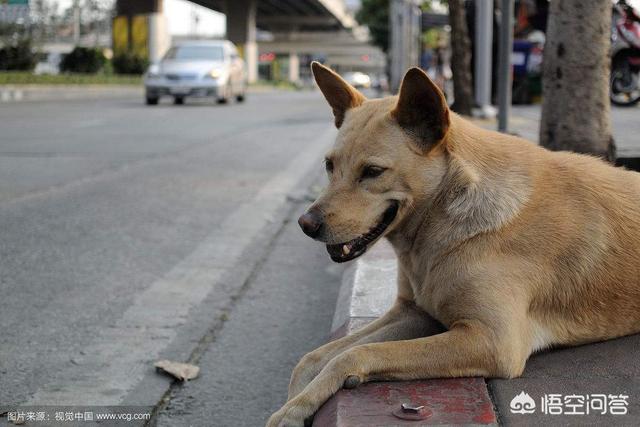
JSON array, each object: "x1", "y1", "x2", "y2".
[{"x1": 0, "y1": 91, "x2": 344, "y2": 425}]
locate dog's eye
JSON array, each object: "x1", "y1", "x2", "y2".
[
  {"x1": 325, "y1": 159, "x2": 334, "y2": 174},
  {"x1": 361, "y1": 165, "x2": 386, "y2": 180}
]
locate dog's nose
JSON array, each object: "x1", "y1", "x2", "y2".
[{"x1": 298, "y1": 209, "x2": 323, "y2": 238}]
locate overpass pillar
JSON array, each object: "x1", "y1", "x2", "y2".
[
  {"x1": 114, "y1": 0, "x2": 169, "y2": 63},
  {"x1": 226, "y1": 0, "x2": 258, "y2": 83},
  {"x1": 288, "y1": 53, "x2": 300, "y2": 83}
]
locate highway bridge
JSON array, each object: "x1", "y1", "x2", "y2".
[{"x1": 114, "y1": 0, "x2": 383, "y2": 83}]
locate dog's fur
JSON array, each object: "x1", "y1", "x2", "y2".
[{"x1": 266, "y1": 63, "x2": 640, "y2": 427}]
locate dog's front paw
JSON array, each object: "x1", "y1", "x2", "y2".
[{"x1": 266, "y1": 403, "x2": 309, "y2": 427}]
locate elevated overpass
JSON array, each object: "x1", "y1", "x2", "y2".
[
  {"x1": 189, "y1": 0, "x2": 355, "y2": 32},
  {"x1": 114, "y1": 0, "x2": 363, "y2": 83}
]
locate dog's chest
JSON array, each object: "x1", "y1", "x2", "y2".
[{"x1": 399, "y1": 255, "x2": 450, "y2": 325}]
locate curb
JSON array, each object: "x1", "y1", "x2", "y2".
[
  {"x1": 0, "y1": 85, "x2": 142, "y2": 103},
  {"x1": 314, "y1": 242, "x2": 498, "y2": 426}
]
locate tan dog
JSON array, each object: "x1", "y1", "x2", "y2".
[{"x1": 266, "y1": 62, "x2": 640, "y2": 427}]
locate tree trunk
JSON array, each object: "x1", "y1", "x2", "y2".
[
  {"x1": 448, "y1": 0, "x2": 474, "y2": 116},
  {"x1": 540, "y1": 0, "x2": 616, "y2": 161}
]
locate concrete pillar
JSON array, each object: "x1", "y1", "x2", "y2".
[
  {"x1": 114, "y1": 0, "x2": 168, "y2": 62},
  {"x1": 474, "y1": 0, "x2": 496, "y2": 117},
  {"x1": 226, "y1": 0, "x2": 258, "y2": 83},
  {"x1": 148, "y1": 13, "x2": 170, "y2": 62},
  {"x1": 288, "y1": 52, "x2": 300, "y2": 82}
]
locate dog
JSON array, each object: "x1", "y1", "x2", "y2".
[{"x1": 266, "y1": 62, "x2": 640, "y2": 427}]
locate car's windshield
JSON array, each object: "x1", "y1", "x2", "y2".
[{"x1": 164, "y1": 45, "x2": 224, "y2": 61}]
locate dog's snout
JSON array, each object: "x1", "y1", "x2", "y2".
[{"x1": 298, "y1": 209, "x2": 323, "y2": 238}]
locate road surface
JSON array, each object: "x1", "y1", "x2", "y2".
[{"x1": 0, "y1": 91, "x2": 343, "y2": 426}]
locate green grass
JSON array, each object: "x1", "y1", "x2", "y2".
[{"x1": 0, "y1": 71, "x2": 142, "y2": 85}]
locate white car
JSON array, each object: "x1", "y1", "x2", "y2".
[{"x1": 144, "y1": 40, "x2": 247, "y2": 105}]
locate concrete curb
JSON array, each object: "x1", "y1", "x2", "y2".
[
  {"x1": 314, "y1": 242, "x2": 498, "y2": 426},
  {"x1": 0, "y1": 85, "x2": 143, "y2": 103},
  {"x1": 0, "y1": 84, "x2": 297, "y2": 103}
]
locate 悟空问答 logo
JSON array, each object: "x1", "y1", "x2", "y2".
[{"x1": 510, "y1": 391, "x2": 536, "y2": 414}]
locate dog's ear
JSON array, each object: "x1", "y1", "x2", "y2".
[
  {"x1": 311, "y1": 61, "x2": 366, "y2": 128},
  {"x1": 391, "y1": 67, "x2": 450, "y2": 152}
]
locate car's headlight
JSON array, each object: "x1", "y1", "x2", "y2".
[{"x1": 207, "y1": 69, "x2": 222, "y2": 79}]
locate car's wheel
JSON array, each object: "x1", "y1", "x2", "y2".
[
  {"x1": 236, "y1": 93, "x2": 245, "y2": 102},
  {"x1": 217, "y1": 84, "x2": 231, "y2": 104},
  {"x1": 146, "y1": 96, "x2": 159, "y2": 105},
  {"x1": 174, "y1": 96, "x2": 185, "y2": 105}
]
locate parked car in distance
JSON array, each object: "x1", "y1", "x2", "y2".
[{"x1": 144, "y1": 40, "x2": 246, "y2": 105}]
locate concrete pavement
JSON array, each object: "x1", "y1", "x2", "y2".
[
  {"x1": 0, "y1": 91, "x2": 341, "y2": 425},
  {"x1": 502, "y1": 104, "x2": 640, "y2": 158}
]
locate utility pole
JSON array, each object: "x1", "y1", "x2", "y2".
[
  {"x1": 474, "y1": 0, "x2": 495, "y2": 117},
  {"x1": 389, "y1": 0, "x2": 422, "y2": 93},
  {"x1": 73, "y1": 0, "x2": 81, "y2": 45},
  {"x1": 497, "y1": 0, "x2": 514, "y2": 132}
]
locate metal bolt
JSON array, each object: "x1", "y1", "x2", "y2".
[
  {"x1": 401, "y1": 403, "x2": 425, "y2": 413},
  {"x1": 392, "y1": 402, "x2": 432, "y2": 421}
]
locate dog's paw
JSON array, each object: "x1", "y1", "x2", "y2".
[{"x1": 266, "y1": 404, "x2": 308, "y2": 427}]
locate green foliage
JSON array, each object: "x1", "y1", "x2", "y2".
[
  {"x1": 356, "y1": 0, "x2": 390, "y2": 52},
  {"x1": 422, "y1": 28, "x2": 442, "y2": 48},
  {"x1": 0, "y1": 71, "x2": 141, "y2": 85},
  {"x1": 112, "y1": 52, "x2": 149, "y2": 75},
  {"x1": 0, "y1": 38, "x2": 37, "y2": 71},
  {"x1": 422, "y1": 0, "x2": 447, "y2": 11},
  {"x1": 60, "y1": 47, "x2": 106, "y2": 73}
]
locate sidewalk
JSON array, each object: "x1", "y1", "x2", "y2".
[
  {"x1": 0, "y1": 83, "x2": 291, "y2": 103},
  {"x1": 493, "y1": 104, "x2": 640, "y2": 158},
  {"x1": 322, "y1": 243, "x2": 639, "y2": 426}
]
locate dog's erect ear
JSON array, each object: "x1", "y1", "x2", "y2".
[
  {"x1": 311, "y1": 61, "x2": 366, "y2": 128},
  {"x1": 391, "y1": 67, "x2": 450, "y2": 151}
]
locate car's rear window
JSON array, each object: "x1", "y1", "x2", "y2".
[{"x1": 164, "y1": 46, "x2": 224, "y2": 61}]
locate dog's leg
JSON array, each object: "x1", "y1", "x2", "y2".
[
  {"x1": 269, "y1": 319, "x2": 525, "y2": 427},
  {"x1": 287, "y1": 298, "x2": 442, "y2": 400}
]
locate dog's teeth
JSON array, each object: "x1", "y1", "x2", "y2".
[{"x1": 342, "y1": 244, "x2": 350, "y2": 255}]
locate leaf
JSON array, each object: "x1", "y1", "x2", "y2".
[{"x1": 154, "y1": 360, "x2": 200, "y2": 381}]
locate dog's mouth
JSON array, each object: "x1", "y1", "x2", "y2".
[{"x1": 326, "y1": 201, "x2": 399, "y2": 263}]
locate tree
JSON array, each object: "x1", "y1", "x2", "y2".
[
  {"x1": 540, "y1": 0, "x2": 615, "y2": 161},
  {"x1": 356, "y1": 0, "x2": 390, "y2": 52},
  {"x1": 447, "y1": 0, "x2": 474, "y2": 115}
]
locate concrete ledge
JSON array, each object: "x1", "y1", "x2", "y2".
[
  {"x1": 0, "y1": 85, "x2": 143, "y2": 103},
  {"x1": 314, "y1": 242, "x2": 497, "y2": 426}
]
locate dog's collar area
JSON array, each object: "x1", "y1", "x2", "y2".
[{"x1": 326, "y1": 201, "x2": 399, "y2": 263}]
